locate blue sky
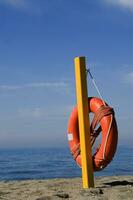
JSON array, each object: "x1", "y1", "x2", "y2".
[{"x1": 0, "y1": 0, "x2": 133, "y2": 148}]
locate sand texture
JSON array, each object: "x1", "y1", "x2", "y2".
[{"x1": 0, "y1": 176, "x2": 132, "y2": 200}]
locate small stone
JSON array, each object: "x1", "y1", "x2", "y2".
[
  {"x1": 54, "y1": 193, "x2": 69, "y2": 198},
  {"x1": 90, "y1": 188, "x2": 104, "y2": 195},
  {"x1": 99, "y1": 189, "x2": 104, "y2": 194},
  {"x1": 36, "y1": 196, "x2": 52, "y2": 200}
]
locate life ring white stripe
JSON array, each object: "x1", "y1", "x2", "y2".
[{"x1": 68, "y1": 133, "x2": 73, "y2": 141}]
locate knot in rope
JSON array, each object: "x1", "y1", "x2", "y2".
[{"x1": 90, "y1": 105, "x2": 114, "y2": 146}]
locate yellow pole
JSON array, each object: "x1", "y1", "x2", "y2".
[{"x1": 74, "y1": 57, "x2": 94, "y2": 188}]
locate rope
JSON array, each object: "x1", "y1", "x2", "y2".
[
  {"x1": 87, "y1": 68, "x2": 115, "y2": 163},
  {"x1": 71, "y1": 68, "x2": 114, "y2": 164},
  {"x1": 71, "y1": 106, "x2": 114, "y2": 163},
  {"x1": 86, "y1": 68, "x2": 106, "y2": 106},
  {"x1": 90, "y1": 105, "x2": 114, "y2": 159},
  {"x1": 71, "y1": 143, "x2": 80, "y2": 161},
  {"x1": 103, "y1": 114, "x2": 113, "y2": 160}
]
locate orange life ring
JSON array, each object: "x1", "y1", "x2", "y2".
[{"x1": 67, "y1": 97, "x2": 118, "y2": 171}]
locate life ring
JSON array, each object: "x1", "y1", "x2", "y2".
[{"x1": 67, "y1": 97, "x2": 118, "y2": 171}]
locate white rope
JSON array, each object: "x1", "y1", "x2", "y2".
[
  {"x1": 87, "y1": 68, "x2": 114, "y2": 168},
  {"x1": 103, "y1": 114, "x2": 113, "y2": 160},
  {"x1": 86, "y1": 68, "x2": 106, "y2": 106}
]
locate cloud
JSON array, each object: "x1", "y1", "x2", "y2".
[
  {"x1": 0, "y1": 0, "x2": 27, "y2": 8},
  {"x1": 0, "y1": 81, "x2": 69, "y2": 91},
  {"x1": 124, "y1": 72, "x2": 133, "y2": 84},
  {"x1": 104, "y1": 0, "x2": 133, "y2": 11},
  {"x1": 18, "y1": 105, "x2": 73, "y2": 119},
  {"x1": 18, "y1": 107, "x2": 43, "y2": 118},
  {"x1": 0, "y1": 0, "x2": 41, "y2": 14}
]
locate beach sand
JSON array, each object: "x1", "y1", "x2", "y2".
[{"x1": 0, "y1": 176, "x2": 132, "y2": 200}]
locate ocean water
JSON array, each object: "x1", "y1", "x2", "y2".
[{"x1": 0, "y1": 146, "x2": 132, "y2": 181}]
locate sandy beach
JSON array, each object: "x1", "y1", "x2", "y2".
[{"x1": 0, "y1": 176, "x2": 132, "y2": 200}]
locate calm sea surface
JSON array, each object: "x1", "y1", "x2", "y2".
[{"x1": 0, "y1": 146, "x2": 132, "y2": 181}]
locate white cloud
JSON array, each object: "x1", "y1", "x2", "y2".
[
  {"x1": 124, "y1": 72, "x2": 133, "y2": 84},
  {"x1": 104, "y1": 0, "x2": 133, "y2": 11},
  {"x1": 0, "y1": 81, "x2": 68, "y2": 91},
  {"x1": 18, "y1": 107, "x2": 43, "y2": 118},
  {"x1": 0, "y1": 0, "x2": 27, "y2": 8},
  {"x1": 26, "y1": 82, "x2": 68, "y2": 88},
  {"x1": 18, "y1": 105, "x2": 73, "y2": 119},
  {"x1": 0, "y1": 0, "x2": 41, "y2": 14}
]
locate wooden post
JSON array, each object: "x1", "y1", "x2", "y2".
[{"x1": 74, "y1": 57, "x2": 94, "y2": 188}]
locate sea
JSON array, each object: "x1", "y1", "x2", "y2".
[{"x1": 0, "y1": 146, "x2": 132, "y2": 181}]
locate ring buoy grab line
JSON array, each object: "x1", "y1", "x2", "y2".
[{"x1": 67, "y1": 97, "x2": 118, "y2": 171}]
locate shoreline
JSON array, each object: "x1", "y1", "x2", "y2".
[{"x1": 0, "y1": 175, "x2": 133, "y2": 200}]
